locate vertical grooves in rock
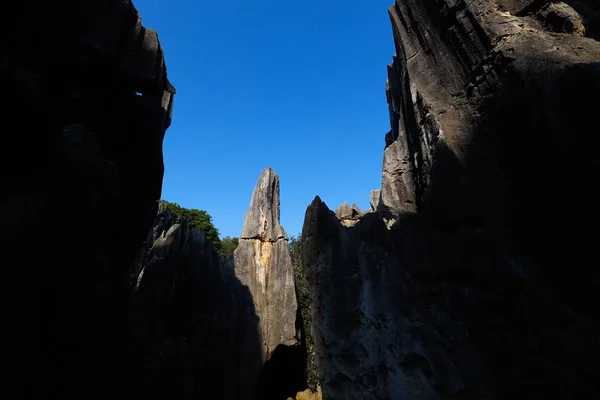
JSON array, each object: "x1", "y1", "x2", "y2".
[
  {"x1": 301, "y1": 1, "x2": 600, "y2": 399},
  {"x1": 226, "y1": 167, "x2": 300, "y2": 398}
]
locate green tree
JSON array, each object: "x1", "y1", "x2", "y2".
[
  {"x1": 218, "y1": 236, "x2": 239, "y2": 261},
  {"x1": 158, "y1": 200, "x2": 222, "y2": 251},
  {"x1": 290, "y1": 234, "x2": 319, "y2": 390}
]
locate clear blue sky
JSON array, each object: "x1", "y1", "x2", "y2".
[{"x1": 133, "y1": 0, "x2": 395, "y2": 238}]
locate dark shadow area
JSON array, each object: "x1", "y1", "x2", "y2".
[
  {"x1": 464, "y1": 62, "x2": 600, "y2": 321},
  {"x1": 382, "y1": 60, "x2": 600, "y2": 397},
  {"x1": 253, "y1": 343, "x2": 308, "y2": 400},
  {"x1": 228, "y1": 273, "x2": 263, "y2": 400},
  {"x1": 252, "y1": 277, "x2": 313, "y2": 400},
  {"x1": 564, "y1": 1, "x2": 600, "y2": 40},
  {"x1": 1, "y1": 1, "x2": 174, "y2": 398},
  {"x1": 127, "y1": 221, "x2": 256, "y2": 400}
]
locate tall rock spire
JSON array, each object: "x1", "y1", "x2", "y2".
[
  {"x1": 227, "y1": 167, "x2": 297, "y2": 396},
  {"x1": 240, "y1": 167, "x2": 287, "y2": 242}
]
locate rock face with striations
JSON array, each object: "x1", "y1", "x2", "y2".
[
  {"x1": 1, "y1": 1, "x2": 175, "y2": 398},
  {"x1": 303, "y1": 199, "x2": 491, "y2": 399},
  {"x1": 302, "y1": 1, "x2": 600, "y2": 399},
  {"x1": 226, "y1": 167, "x2": 298, "y2": 397}
]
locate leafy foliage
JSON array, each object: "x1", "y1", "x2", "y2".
[
  {"x1": 290, "y1": 234, "x2": 320, "y2": 390},
  {"x1": 158, "y1": 200, "x2": 222, "y2": 251},
  {"x1": 218, "y1": 236, "x2": 239, "y2": 261}
]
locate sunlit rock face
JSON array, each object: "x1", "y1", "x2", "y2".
[{"x1": 226, "y1": 167, "x2": 298, "y2": 396}]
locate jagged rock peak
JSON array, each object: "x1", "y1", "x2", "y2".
[
  {"x1": 240, "y1": 167, "x2": 287, "y2": 242},
  {"x1": 225, "y1": 166, "x2": 298, "y2": 396},
  {"x1": 334, "y1": 202, "x2": 352, "y2": 220},
  {"x1": 334, "y1": 202, "x2": 364, "y2": 227}
]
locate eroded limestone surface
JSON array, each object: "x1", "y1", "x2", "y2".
[
  {"x1": 301, "y1": 1, "x2": 600, "y2": 399},
  {"x1": 226, "y1": 167, "x2": 298, "y2": 395}
]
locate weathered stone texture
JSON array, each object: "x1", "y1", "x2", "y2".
[
  {"x1": 241, "y1": 167, "x2": 288, "y2": 242},
  {"x1": 226, "y1": 167, "x2": 298, "y2": 396},
  {"x1": 384, "y1": 0, "x2": 600, "y2": 318},
  {"x1": 302, "y1": 1, "x2": 600, "y2": 399}
]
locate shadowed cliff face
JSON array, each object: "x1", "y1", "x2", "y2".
[
  {"x1": 302, "y1": 1, "x2": 600, "y2": 399},
  {"x1": 1, "y1": 1, "x2": 174, "y2": 398},
  {"x1": 129, "y1": 209, "x2": 240, "y2": 400},
  {"x1": 382, "y1": 0, "x2": 600, "y2": 320},
  {"x1": 303, "y1": 198, "x2": 492, "y2": 400}
]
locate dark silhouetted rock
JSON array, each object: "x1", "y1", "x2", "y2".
[
  {"x1": 1, "y1": 1, "x2": 174, "y2": 398},
  {"x1": 130, "y1": 209, "x2": 238, "y2": 400},
  {"x1": 303, "y1": 197, "x2": 491, "y2": 400},
  {"x1": 302, "y1": 1, "x2": 600, "y2": 399}
]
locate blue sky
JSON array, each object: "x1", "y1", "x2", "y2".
[{"x1": 133, "y1": 0, "x2": 395, "y2": 238}]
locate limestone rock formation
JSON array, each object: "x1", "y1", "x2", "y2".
[
  {"x1": 384, "y1": 0, "x2": 600, "y2": 320},
  {"x1": 226, "y1": 167, "x2": 298, "y2": 396},
  {"x1": 334, "y1": 202, "x2": 362, "y2": 227},
  {"x1": 302, "y1": 1, "x2": 600, "y2": 399},
  {"x1": 130, "y1": 209, "x2": 237, "y2": 400},
  {"x1": 241, "y1": 167, "x2": 288, "y2": 242},
  {"x1": 1, "y1": 1, "x2": 174, "y2": 398},
  {"x1": 369, "y1": 189, "x2": 381, "y2": 211},
  {"x1": 304, "y1": 198, "x2": 491, "y2": 399},
  {"x1": 131, "y1": 176, "x2": 304, "y2": 400}
]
